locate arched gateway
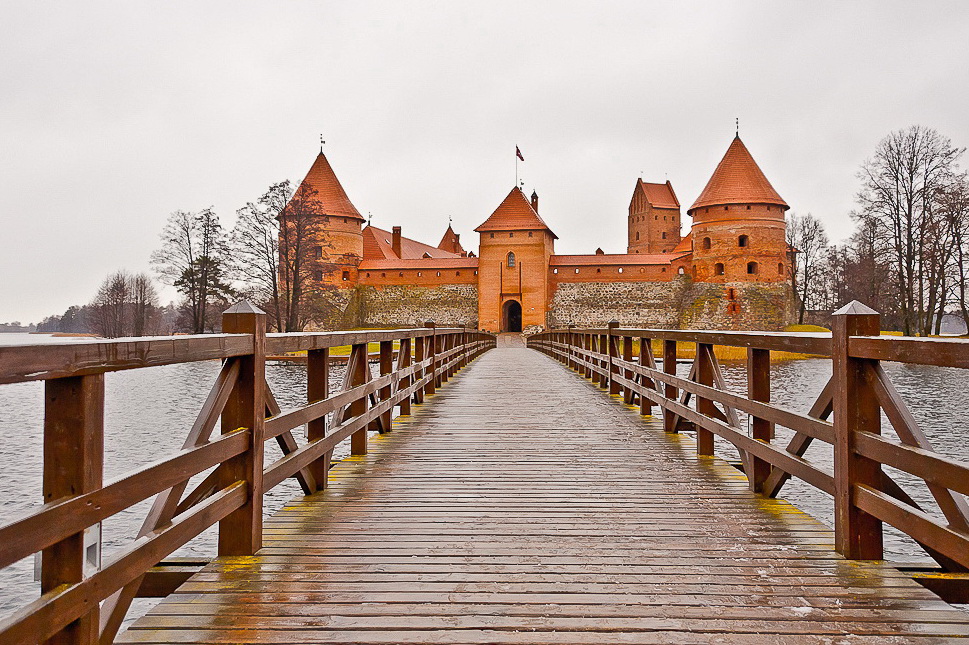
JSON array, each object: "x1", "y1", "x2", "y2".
[{"x1": 502, "y1": 299, "x2": 523, "y2": 332}]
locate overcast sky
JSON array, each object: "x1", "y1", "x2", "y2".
[{"x1": 2, "y1": 1, "x2": 968, "y2": 324}]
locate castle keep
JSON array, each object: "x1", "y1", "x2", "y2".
[{"x1": 295, "y1": 135, "x2": 795, "y2": 332}]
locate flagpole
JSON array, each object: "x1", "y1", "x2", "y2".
[{"x1": 515, "y1": 144, "x2": 518, "y2": 187}]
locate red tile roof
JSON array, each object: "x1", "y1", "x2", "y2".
[
  {"x1": 362, "y1": 225, "x2": 462, "y2": 260},
  {"x1": 359, "y1": 257, "x2": 478, "y2": 270},
  {"x1": 689, "y1": 136, "x2": 788, "y2": 212},
  {"x1": 638, "y1": 180, "x2": 680, "y2": 209},
  {"x1": 298, "y1": 153, "x2": 365, "y2": 221},
  {"x1": 671, "y1": 232, "x2": 692, "y2": 256},
  {"x1": 474, "y1": 187, "x2": 557, "y2": 238},
  {"x1": 550, "y1": 254, "x2": 674, "y2": 266},
  {"x1": 437, "y1": 225, "x2": 466, "y2": 255}
]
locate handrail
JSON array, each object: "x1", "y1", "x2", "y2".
[
  {"x1": 527, "y1": 306, "x2": 969, "y2": 581},
  {"x1": 0, "y1": 306, "x2": 496, "y2": 644}
]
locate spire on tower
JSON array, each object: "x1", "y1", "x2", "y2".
[
  {"x1": 320, "y1": 134, "x2": 325, "y2": 153},
  {"x1": 735, "y1": 118, "x2": 739, "y2": 137}
]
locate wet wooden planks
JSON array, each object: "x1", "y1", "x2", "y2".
[{"x1": 120, "y1": 344, "x2": 969, "y2": 643}]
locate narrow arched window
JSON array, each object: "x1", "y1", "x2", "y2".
[
  {"x1": 702, "y1": 237, "x2": 711, "y2": 250},
  {"x1": 715, "y1": 263, "x2": 725, "y2": 276},
  {"x1": 507, "y1": 252, "x2": 516, "y2": 267},
  {"x1": 778, "y1": 263, "x2": 784, "y2": 275},
  {"x1": 635, "y1": 232, "x2": 640, "y2": 241},
  {"x1": 747, "y1": 261, "x2": 758, "y2": 274},
  {"x1": 739, "y1": 235, "x2": 749, "y2": 247}
]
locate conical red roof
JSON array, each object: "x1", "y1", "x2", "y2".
[
  {"x1": 474, "y1": 187, "x2": 557, "y2": 238},
  {"x1": 296, "y1": 152, "x2": 364, "y2": 221},
  {"x1": 437, "y1": 225, "x2": 466, "y2": 255},
  {"x1": 689, "y1": 136, "x2": 788, "y2": 212}
]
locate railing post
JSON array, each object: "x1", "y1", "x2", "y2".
[
  {"x1": 663, "y1": 339, "x2": 678, "y2": 433},
  {"x1": 622, "y1": 335, "x2": 634, "y2": 405},
  {"x1": 608, "y1": 321, "x2": 621, "y2": 395},
  {"x1": 219, "y1": 301, "x2": 267, "y2": 556},
  {"x1": 832, "y1": 301, "x2": 883, "y2": 560},
  {"x1": 414, "y1": 329, "x2": 426, "y2": 404},
  {"x1": 567, "y1": 325, "x2": 576, "y2": 370},
  {"x1": 42, "y1": 374, "x2": 104, "y2": 645},
  {"x1": 598, "y1": 331, "x2": 608, "y2": 388},
  {"x1": 398, "y1": 337, "x2": 413, "y2": 415},
  {"x1": 307, "y1": 347, "x2": 329, "y2": 491},
  {"x1": 583, "y1": 333, "x2": 592, "y2": 378},
  {"x1": 378, "y1": 340, "x2": 393, "y2": 432},
  {"x1": 348, "y1": 342, "x2": 370, "y2": 455},
  {"x1": 425, "y1": 321, "x2": 438, "y2": 395},
  {"x1": 639, "y1": 337, "x2": 653, "y2": 416},
  {"x1": 747, "y1": 348, "x2": 772, "y2": 493},
  {"x1": 695, "y1": 343, "x2": 715, "y2": 455}
]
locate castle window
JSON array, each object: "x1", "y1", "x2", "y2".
[
  {"x1": 654, "y1": 216, "x2": 658, "y2": 221},
  {"x1": 661, "y1": 232, "x2": 667, "y2": 239},
  {"x1": 456, "y1": 271, "x2": 460, "y2": 276},
  {"x1": 490, "y1": 233, "x2": 494, "y2": 238},
  {"x1": 399, "y1": 272, "x2": 403, "y2": 277},
  {"x1": 661, "y1": 267, "x2": 666, "y2": 273},
  {"x1": 767, "y1": 206, "x2": 771, "y2": 211},
  {"x1": 507, "y1": 252, "x2": 516, "y2": 267},
  {"x1": 314, "y1": 246, "x2": 323, "y2": 258},
  {"x1": 747, "y1": 261, "x2": 758, "y2": 274},
  {"x1": 528, "y1": 231, "x2": 533, "y2": 237},
  {"x1": 664, "y1": 216, "x2": 667, "y2": 221},
  {"x1": 575, "y1": 268, "x2": 579, "y2": 274},
  {"x1": 343, "y1": 218, "x2": 347, "y2": 223},
  {"x1": 728, "y1": 288, "x2": 737, "y2": 299},
  {"x1": 738, "y1": 235, "x2": 749, "y2": 247},
  {"x1": 702, "y1": 237, "x2": 711, "y2": 250},
  {"x1": 509, "y1": 232, "x2": 514, "y2": 237},
  {"x1": 724, "y1": 206, "x2": 728, "y2": 211},
  {"x1": 715, "y1": 263, "x2": 725, "y2": 276},
  {"x1": 778, "y1": 263, "x2": 784, "y2": 275},
  {"x1": 678, "y1": 267, "x2": 685, "y2": 275},
  {"x1": 692, "y1": 265, "x2": 697, "y2": 277},
  {"x1": 381, "y1": 272, "x2": 386, "y2": 277},
  {"x1": 618, "y1": 267, "x2": 624, "y2": 274},
  {"x1": 436, "y1": 271, "x2": 441, "y2": 277},
  {"x1": 553, "y1": 268, "x2": 558, "y2": 274},
  {"x1": 641, "y1": 268, "x2": 646, "y2": 273},
  {"x1": 635, "y1": 232, "x2": 640, "y2": 241},
  {"x1": 474, "y1": 270, "x2": 478, "y2": 275},
  {"x1": 341, "y1": 271, "x2": 349, "y2": 281},
  {"x1": 366, "y1": 272, "x2": 371, "y2": 277},
  {"x1": 417, "y1": 272, "x2": 422, "y2": 277},
  {"x1": 596, "y1": 268, "x2": 601, "y2": 273},
  {"x1": 747, "y1": 205, "x2": 751, "y2": 210},
  {"x1": 314, "y1": 270, "x2": 323, "y2": 281}
]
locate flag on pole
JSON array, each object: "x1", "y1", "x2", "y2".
[{"x1": 516, "y1": 146, "x2": 524, "y2": 161}]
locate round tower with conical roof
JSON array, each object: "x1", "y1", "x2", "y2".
[
  {"x1": 293, "y1": 152, "x2": 366, "y2": 287},
  {"x1": 687, "y1": 136, "x2": 789, "y2": 284}
]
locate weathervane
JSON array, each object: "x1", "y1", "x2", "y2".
[
  {"x1": 735, "y1": 118, "x2": 739, "y2": 137},
  {"x1": 320, "y1": 134, "x2": 325, "y2": 153}
]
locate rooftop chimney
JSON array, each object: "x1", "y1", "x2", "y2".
[
  {"x1": 392, "y1": 226, "x2": 402, "y2": 258},
  {"x1": 530, "y1": 190, "x2": 539, "y2": 212}
]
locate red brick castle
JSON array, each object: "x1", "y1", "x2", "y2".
[{"x1": 292, "y1": 135, "x2": 794, "y2": 332}]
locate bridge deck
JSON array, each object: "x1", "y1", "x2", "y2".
[{"x1": 120, "y1": 343, "x2": 968, "y2": 643}]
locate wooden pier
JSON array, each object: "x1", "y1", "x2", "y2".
[{"x1": 1, "y1": 302, "x2": 968, "y2": 643}]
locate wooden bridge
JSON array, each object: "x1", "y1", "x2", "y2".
[{"x1": 1, "y1": 302, "x2": 968, "y2": 643}]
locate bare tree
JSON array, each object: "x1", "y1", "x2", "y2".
[
  {"x1": 941, "y1": 176, "x2": 969, "y2": 332},
  {"x1": 151, "y1": 208, "x2": 231, "y2": 333},
  {"x1": 856, "y1": 126, "x2": 964, "y2": 334},
  {"x1": 786, "y1": 212, "x2": 829, "y2": 323},
  {"x1": 230, "y1": 182, "x2": 288, "y2": 331},
  {"x1": 90, "y1": 271, "x2": 131, "y2": 337},
  {"x1": 131, "y1": 272, "x2": 159, "y2": 336}
]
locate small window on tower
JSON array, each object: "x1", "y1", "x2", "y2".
[
  {"x1": 366, "y1": 272, "x2": 371, "y2": 278},
  {"x1": 553, "y1": 268, "x2": 558, "y2": 274},
  {"x1": 507, "y1": 252, "x2": 516, "y2": 267},
  {"x1": 341, "y1": 271, "x2": 349, "y2": 281},
  {"x1": 490, "y1": 233, "x2": 494, "y2": 238},
  {"x1": 314, "y1": 246, "x2": 322, "y2": 258},
  {"x1": 739, "y1": 235, "x2": 749, "y2": 247},
  {"x1": 456, "y1": 271, "x2": 461, "y2": 276},
  {"x1": 678, "y1": 267, "x2": 685, "y2": 275},
  {"x1": 635, "y1": 232, "x2": 640, "y2": 241},
  {"x1": 702, "y1": 237, "x2": 711, "y2": 250},
  {"x1": 314, "y1": 270, "x2": 324, "y2": 281},
  {"x1": 747, "y1": 205, "x2": 751, "y2": 210},
  {"x1": 381, "y1": 272, "x2": 386, "y2": 277},
  {"x1": 436, "y1": 271, "x2": 441, "y2": 277},
  {"x1": 715, "y1": 263, "x2": 725, "y2": 276},
  {"x1": 528, "y1": 231, "x2": 533, "y2": 237},
  {"x1": 778, "y1": 263, "x2": 784, "y2": 275},
  {"x1": 417, "y1": 272, "x2": 422, "y2": 277},
  {"x1": 654, "y1": 216, "x2": 658, "y2": 221},
  {"x1": 724, "y1": 206, "x2": 728, "y2": 211},
  {"x1": 509, "y1": 232, "x2": 514, "y2": 237},
  {"x1": 575, "y1": 268, "x2": 579, "y2": 274},
  {"x1": 618, "y1": 267, "x2": 624, "y2": 274},
  {"x1": 747, "y1": 262, "x2": 758, "y2": 274},
  {"x1": 661, "y1": 232, "x2": 667, "y2": 239}
]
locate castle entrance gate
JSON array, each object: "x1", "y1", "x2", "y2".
[{"x1": 502, "y1": 299, "x2": 523, "y2": 333}]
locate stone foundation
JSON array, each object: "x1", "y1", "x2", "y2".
[{"x1": 360, "y1": 284, "x2": 478, "y2": 328}]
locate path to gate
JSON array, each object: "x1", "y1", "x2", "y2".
[{"x1": 121, "y1": 345, "x2": 968, "y2": 643}]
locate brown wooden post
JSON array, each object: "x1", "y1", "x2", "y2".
[
  {"x1": 622, "y1": 335, "x2": 634, "y2": 404},
  {"x1": 219, "y1": 301, "x2": 267, "y2": 556},
  {"x1": 414, "y1": 330, "x2": 426, "y2": 404},
  {"x1": 663, "y1": 339, "x2": 678, "y2": 433},
  {"x1": 425, "y1": 321, "x2": 438, "y2": 394},
  {"x1": 398, "y1": 337, "x2": 413, "y2": 415},
  {"x1": 348, "y1": 342, "x2": 370, "y2": 455},
  {"x1": 567, "y1": 325, "x2": 576, "y2": 370},
  {"x1": 695, "y1": 343, "x2": 715, "y2": 456},
  {"x1": 42, "y1": 374, "x2": 104, "y2": 645},
  {"x1": 307, "y1": 347, "x2": 329, "y2": 491},
  {"x1": 378, "y1": 340, "x2": 393, "y2": 432},
  {"x1": 747, "y1": 347, "x2": 772, "y2": 493},
  {"x1": 832, "y1": 301, "x2": 883, "y2": 560},
  {"x1": 607, "y1": 321, "x2": 621, "y2": 395},
  {"x1": 639, "y1": 337, "x2": 653, "y2": 416},
  {"x1": 583, "y1": 333, "x2": 592, "y2": 378},
  {"x1": 598, "y1": 331, "x2": 608, "y2": 388}
]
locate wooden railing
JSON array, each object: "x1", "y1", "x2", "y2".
[
  {"x1": 528, "y1": 301, "x2": 969, "y2": 592},
  {"x1": 0, "y1": 303, "x2": 495, "y2": 644}
]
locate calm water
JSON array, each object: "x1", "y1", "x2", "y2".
[{"x1": 1, "y1": 336, "x2": 967, "y2": 625}]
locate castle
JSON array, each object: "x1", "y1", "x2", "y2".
[{"x1": 293, "y1": 135, "x2": 795, "y2": 332}]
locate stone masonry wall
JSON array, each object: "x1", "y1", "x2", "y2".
[
  {"x1": 548, "y1": 278, "x2": 795, "y2": 331},
  {"x1": 549, "y1": 280, "x2": 687, "y2": 328},
  {"x1": 360, "y1": 284, "x2": 479, "y2": 328}
]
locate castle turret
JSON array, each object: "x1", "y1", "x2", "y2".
[
  {"x1": 294, "y1": 152, "x2": 365, "y2": 286},
  {"x1": 628, "y1": 180, "x2": 681, "y2": 254},
  {"x1": 475, "y1": 187, "x2": 557, "y2": 332},
  {"x1": 687, "y1": 136, "x2": 789, "y2": 283}
]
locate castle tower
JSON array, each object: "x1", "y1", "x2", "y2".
[
  {"x1": 627, "y1": 180, "x2": 681, "y2": 254},
  {"x1": 687, "y1": 136, "x2": 789, "y2": 283},
  {"x1": 474, "y1": 187, "x2": 557, "y2": 332},
  {"x1": 293, "y1": 152, "x2": 366, "y2": 286}
]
